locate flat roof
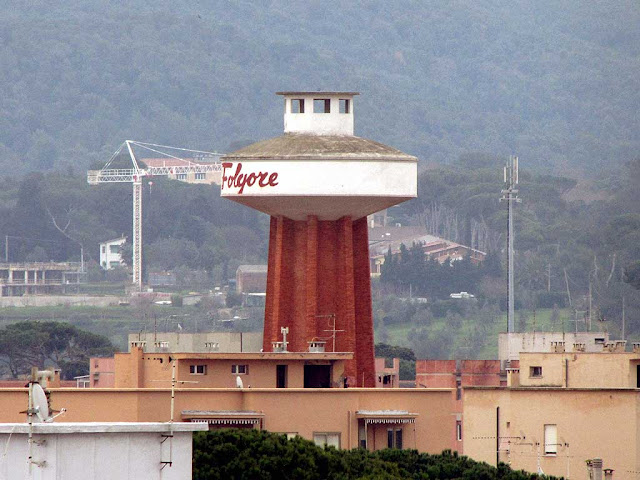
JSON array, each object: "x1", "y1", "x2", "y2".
[
  {"x1": 465, "y1": 386, "x2": 640, "y2": 392},
  {"x1": 276, "y1": 91, "x2": 359, "y2": 96},
  {"x1": 139, "y1": 352, "x2": 354, "y2": 360},
  {"x1": 0, "y1": 422, "x2": 208, "y2": 434}
]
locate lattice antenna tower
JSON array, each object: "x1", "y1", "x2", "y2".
[{"x1": 500, "y1": 156, "x2": 521, "y2": 334}]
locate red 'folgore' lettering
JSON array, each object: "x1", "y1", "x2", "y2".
[{"x1": 221, "y1": 162, "x2": 279, "y2": 194}]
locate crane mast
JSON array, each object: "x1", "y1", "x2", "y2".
[{"x1": 87, "y1": 140, "x2": 222, "y2": 291}]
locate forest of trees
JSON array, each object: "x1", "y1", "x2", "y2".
[
  {"x1": 0, "y1": 171, "x2": 268, "y2": 284},
  {"x1": 2, "y1": 154, "x2": 640, "y2": 343},
  {"x1": 1, "y1": 1, "x2": 638, "y2": 176},
  {"x1": 193, "y1": 429, "x2": 558, "y2": 480},
  {"x1": 376, "y1": 155, "x2": 640, "y2": 347},
  {"x1": 0, "y1": 321, "x2": 115, "y2": 379}
]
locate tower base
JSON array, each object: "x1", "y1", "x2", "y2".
[{"x1": 264, "y1": 215, "x2": 375, "y2": 387}]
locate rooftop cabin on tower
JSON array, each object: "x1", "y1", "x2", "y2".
[
  {"x1": 221, "y1": 91, "x2": 417, "y2": 387},
  {"x1": 280, "y1": 91, "x2": 356, "y2": 135}
]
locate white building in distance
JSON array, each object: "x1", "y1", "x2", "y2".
[{"x1": 99, "y1": 237, "x2": 126, "y2": 270}]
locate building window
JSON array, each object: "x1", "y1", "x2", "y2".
[
  {"x1": 544, "y1": 424, "x2": 557, "y2": 455},
  {"x1": 313, "y1": 432, "x2": 340, "y2": 449},
  {"x1": 313, "y1": 98, "x2": 330, "y2": 113},
  {"x1": 291, "y1": 99, "x2": 305, "y2": 113},
  {"x1": 190, "y1": 364, "x2": 207, "y2": 375},
  {"x1": 285, "y1": 433, "x2": 298, "y2": 440},
  {"x1": 195, "y1": 172, "x2": 206, "y2": 180},
  {"x1": 387, "y1": 428, "x2": 403, "y2": 449},
  {"x1": 101, "y1": 246, "x2": 106, "y2": 253},
  {"x1": 456, "y1": 421, "x2": 462, "y2": 441},
  {"x1": 109, "y1": 261, "x2": 121, "y2": 269},
  {"x1": 530, "y1": 366, "x2": 543, "y2": 377},
  {"x1": 176, "y1": 173, "x2": 187, "y2": 180},
  {"x1": 109, "y1": 245, "x2": 120, "y2": 254},
  {"x1": 339, "y1": 98, "x2": 350, "y2": 114},
  {"x1": 232, "y1": 364, "x2": 248, "y2": 374}
]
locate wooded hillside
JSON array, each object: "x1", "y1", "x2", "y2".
[{"x1": 1, "y1": 1, "x2": 638, "y2": 175}]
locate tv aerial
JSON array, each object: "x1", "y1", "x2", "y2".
[{"x1": 22, "y1": 369, "x2": 67, "y2": 472}]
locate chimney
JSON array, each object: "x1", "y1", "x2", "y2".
[
  {"x1": 587, "y1": 458, "x2": 603, "y2": 480},
  {"x1": 551, "y1": 341, "x2": 565, "y2": 353},
  {"x1": 604, "y1": 342, "x2": 616, "y2": 353},
  {"x1": 604, "y1": 468, "x2": 614, "y2": 479},
  {"x1": 130, "y1": 340, "x2": 147, "y2": 352},
  {"x1": 572, "y1": 342, "x2": 586, "y2": 352},
  {"x1": 633, "y1": 342, "x2": 640, "y2": 354},
  {"x1": 614, "y1": 340, "x2": 626, "y2": 353}
]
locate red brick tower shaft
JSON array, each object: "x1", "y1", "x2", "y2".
[{"x1": 263, "y1": 215, "x2": 375, "y2": 387}]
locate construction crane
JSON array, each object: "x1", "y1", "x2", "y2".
[{"x1": 87, "y1": 140, "x2": 223, "y2": 291}]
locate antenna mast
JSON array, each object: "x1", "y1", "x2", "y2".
[{"x1": 500, "y1": 156, "x2": 521, "y2": 334}]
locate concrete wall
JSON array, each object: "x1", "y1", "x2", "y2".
[
  {"x1": 499, "y1": 332, "x2": 610, "y2": 363},
  {"x1": 0, "y1": 388, "x2": 454, "y2": 453},
  {"x1": 91, "y1": 358, "x2": 115, "y2": 388},
  {"x1": 0, "y1": 423, "x2": 203, "y2": 480},
  {"x1": 0, "y1": 295, "x2": 120, "y2": 307},
  {"x1": 518, "y1": 351, "x2": 640, "y2": 388},
  {"x1": 463, "y1": 387, "x2": 640, "y2": 479},
  {"x1": 127, "y1": 332, "x2": 264, "y2": 353}
]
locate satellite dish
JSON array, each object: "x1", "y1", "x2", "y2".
[
  {"x1": 236, "y1": 376, "x2": 243, "y2": 388},
  {"x1": 31, "y1": 384, "x2": 50, "y2": 422}
]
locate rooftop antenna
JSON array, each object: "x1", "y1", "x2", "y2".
[
  {"x1": 150, "y1": 358, "x2": 198, "y2": 469},
  {"x1": 280, "y1": 327, "x2": 289, "y2": 352},
  {"x1": 24, "y1": 368, "x2": 66, "y2": 473},
  {"x1": 500, "y1": 156, "x2": 521, "y2": 335}
]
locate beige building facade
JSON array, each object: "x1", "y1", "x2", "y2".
[
  {"x1": 0, "y1": 387, "x2": 454, "y2": 453},
  {"x1": 464, "y1": 387, "x2": 638, "y2": 479},
  {"x1": 464, "y1": 349, "x2": 640, "y2": 478}
]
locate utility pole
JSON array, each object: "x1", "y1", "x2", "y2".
[
  {"x1": 622, "y1": 296, "x2": 626, "y2": 341},
  {"x1": 500, "y1": 156, "x2": 521, "y2": 334},
  {"x1": 588, "y1": 279, "x2": 593, "y2": 332}
]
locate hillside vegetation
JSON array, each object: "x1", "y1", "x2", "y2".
[{"x1": 1, "y1": 1, "x2": 638, "y2": 175}]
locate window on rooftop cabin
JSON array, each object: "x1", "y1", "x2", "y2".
[
  {"x1": 530, "y1": 366, "x2": 542, "y2": 378},
  {"x1": 339, "y1": 99, "x2": 350, "y2": 114},
  {"x1": 291, "y1": 99, "x2": 305, "y2": 113},
  {"x1": 314, "y1": 99, "x2": 330, "y2": 113}
]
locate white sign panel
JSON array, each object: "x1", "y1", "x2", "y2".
[{"x1": 220, "y1": 160, "x2": 417, "y2": 198}]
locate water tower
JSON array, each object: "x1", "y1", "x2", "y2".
[{"x1": 221, "y1": 92, "x2": 417, "y2": 386}]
